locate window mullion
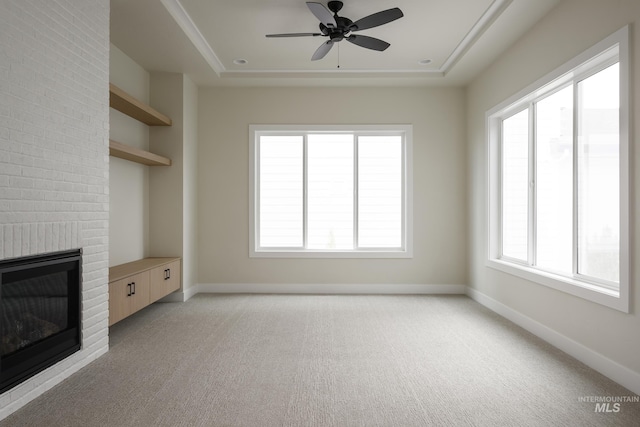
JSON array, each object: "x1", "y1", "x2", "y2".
[
  {"x1": 497, "y1": 121, "x2": 504, "y2": 259},
  {"x1": 353, "y1": 135, "x2": 359, "y2": 250},
  {"x1": 255, "y1": 137, "x2": 261, "y2": 250},
  {"x1": 401, "y1": 135, "x2": 406, "y2": 251},
  {"x1": 303, "y1": 134, "x2": 308, "y2": 250},
  {"x1": 571, "y1": 81, "x2": 579, "y2": 277},
  {"x1": 529, "y1": 104, "x2": 536, "y2": 267}
]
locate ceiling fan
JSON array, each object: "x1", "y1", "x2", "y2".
[{"x1": 266, "y1": 1, "x2": 404, "y2": 61}]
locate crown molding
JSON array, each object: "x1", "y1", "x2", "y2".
[
  {"x1": 440, "y1": 0, "x2": 512, "y2": 75},
  {"x1": 160, "y1": 0, "x2": 225, "y2": 76}
]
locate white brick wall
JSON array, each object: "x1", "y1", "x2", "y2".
[{"x1": 0, "y1": 0, "x2": 110, "y2": 420}]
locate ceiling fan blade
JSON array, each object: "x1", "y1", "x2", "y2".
[
  {"x1": 307, "y1": 2, "x2": 337, "y2": 28},
  {"x1": 311, "y1": 40, "x2": 334, "y2": 61},
  {"x1": 266, "y1": 33, "x2": 323, "y2": 38},
  {"x1": 346, "y1": 34, "x2": 390, "y2": 51},
  {"x1": 350, "y1": 8, "x2": 403, "y2": 31}
]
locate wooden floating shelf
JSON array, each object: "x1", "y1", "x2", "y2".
[
  {"x1": 109, "y1": 140, "x2": 171, "y2": 166},
  {"x1": 109, "y1": 83, "x2": 172, "y2": 126}
]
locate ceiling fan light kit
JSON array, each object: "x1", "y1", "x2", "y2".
[{"x1": 266, "y1": 1, "x2": 404, "y2": 61}]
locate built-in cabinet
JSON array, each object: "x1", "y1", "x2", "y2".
[{"x1": 108, "y1": 257, "x2": 181, "y2": 326}]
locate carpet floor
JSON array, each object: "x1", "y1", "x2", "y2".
[{"x1": 1, "y1": 294, "x2": 638, "y2": 426}]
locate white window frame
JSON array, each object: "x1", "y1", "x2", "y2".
[
  {"x1": 249, "y1": 124, "x2": 413, "y2": 258},
  {"x1": 486, "y1": 26, "x2": 630, "y2": 312}
]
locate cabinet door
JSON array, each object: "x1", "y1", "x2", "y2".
[
  {"x1": 128, "y1": 271, "x2": 150, "y2": 314},
  {"x1": 109, "y1": 278, "x2": 131, "y2": 326},
  {"x1": 149, "y1": 265, "x2": 166, "y2": 303},
  {"x1": 164, "y1": 260, "x2": 181, "y2": 294},
  {"x1": 149, "y1": 260, "x2": 181, "y2": 303}
]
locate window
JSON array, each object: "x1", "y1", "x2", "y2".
[
  {"x1": 250, "y1": 125, "x2": 413, "y2": 258},
  {"x1": 487, "y1": 27, "x2": 629, "y2": 312}
]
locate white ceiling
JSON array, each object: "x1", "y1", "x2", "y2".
[{"x1": 110, "y1": 0, "x2": 560, "y2": 87}]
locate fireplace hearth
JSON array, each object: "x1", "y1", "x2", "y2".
[{"x1": 0, "y1": 249, "x2": 81, "y2": 393}]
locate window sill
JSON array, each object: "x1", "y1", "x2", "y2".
[
  {"x1": 250, "y1": 249, "x2": 413, "y2": 259},
  {"x1": 486, "y1": 259, "x2": 628, "y2": 313}
]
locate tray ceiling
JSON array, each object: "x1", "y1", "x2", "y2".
[{"x1": 111, "y1": 0, "x2": 560, "y2": 86}]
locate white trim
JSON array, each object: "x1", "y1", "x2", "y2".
[
  {"x1": 440, "y1": 0, "x2": 512, "y2": 75},
  {"x1": 617, "y1": 26, "x2": 631, "y2": 313},
  {"x1": 221, "y1": 69, "x2": 445, "y2": 78},
  {"x1": 160, "y1": 0, "x2": 225, "y2": 75},
  {"x1": 487, "y1": 259, "x2": 627, "y2": 311},
  {"x1": 248, "y1": 250, "x2": 413, "y2": 259},
  {"x1": 196, "y1": 283, "x2": 466, "y2": 295},
  {"x1": 466, "y1": 287, "x2": 640, "y2": 396},
  {"x1": 249, "y1": 124, "x2": 413, "y2": 259},
  {"x1": 486, "y1": 27, "x2": 626, "y2": 118},
  {"x1": 183, "y1": 286, "x2": 199, "y2": 302}
]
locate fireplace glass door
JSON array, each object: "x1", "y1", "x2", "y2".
[{"x1": 0, "y1": 249, "x2": 81, "y2": 393}]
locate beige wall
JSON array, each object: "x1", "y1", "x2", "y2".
[
  {"x1": 109, "y1": 44, "x2": 150, "y2": 266},
  {"x1": 198, "y1": 87, "x2": 468, "y2": 286},
  {"x1": 149, "y1": 73, "x2": 184, "y2": 257},
  {"x1": 183, "y1": 77, "x2": 199, "y2": 296},
  {"x1": 467, "y1": 0, "x2": 640, "y2": 375},
  {"x1": 149, "y1": 73, "x2": 199, "y2": 296}
]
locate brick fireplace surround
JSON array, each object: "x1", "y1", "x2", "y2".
[{"x1": 0, "y1": 0, "x2": 110, "y2": 420}]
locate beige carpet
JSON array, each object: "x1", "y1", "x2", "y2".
[{"x1": 1, "y1": 294, "x2": 638, "y2": 426}]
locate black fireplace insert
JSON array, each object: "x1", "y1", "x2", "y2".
[{"x1": 0, "y1": 249, "x2": 81, "y2": 393}]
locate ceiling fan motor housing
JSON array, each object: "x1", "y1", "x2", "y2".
[{"x1": 320, "y1": 16, "x2": 354, "y2": 42}]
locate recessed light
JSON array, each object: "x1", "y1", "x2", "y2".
[
  {"x1": 418, "y1": 59, "x2": 432, "y2": 65},
  {"x1": 233, "y1": 59, "x2": 248, "y2": 65}
]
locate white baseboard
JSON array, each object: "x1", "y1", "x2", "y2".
[
  {"x1": 195, "y1": 283, "x2": 466, "y2": 295},
  {"x1": 466, "y1": 287, "x2": 640, "y2": 396},
  {"x1": 183, "y1": 284, "x2": 199, "y2": 301}
]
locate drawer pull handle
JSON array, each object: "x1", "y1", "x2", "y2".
[
  {"x1": 127, "y1": 283, "x2": 132, "y2": 297},
  {"x1": 131, "y1": 281, "x2": 136, "y2": 295}
]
